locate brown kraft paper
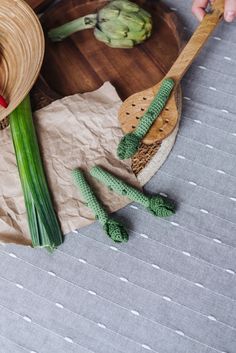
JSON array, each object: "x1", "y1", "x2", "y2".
[{"x1": 0, "y1": 82, "x2": 139, "y2": 245}]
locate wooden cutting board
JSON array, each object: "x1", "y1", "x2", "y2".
[
  {"x1": 26, "y1": 0, "x2": 54, "y2": 12},
  {"x1": 41, "y1": 0, "x2": 184, "y2": 101},
  {"x1": 0, "y1": 0, "x2": 184, "y2": 178},
  {"x1": 39, "y1": 0, "x2": 184, "y2": 180}
]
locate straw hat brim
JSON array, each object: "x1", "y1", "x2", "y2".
[{"x1": 0, "y1": 0, "x2": 45, "y2": 121}]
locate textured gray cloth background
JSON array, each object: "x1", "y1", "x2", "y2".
[{"x1": 0, "y1": 1, "x2": 236, "y2": 352}]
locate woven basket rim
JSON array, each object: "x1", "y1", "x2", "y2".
[{"x1": 0, "y1": 0, "x2": 45, "y2": 122}]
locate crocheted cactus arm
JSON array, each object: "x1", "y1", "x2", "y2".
[
  {"x1": 72, "y1": 169, "x2": 128, "y2": 243},
  {"x1": 90, "y1": 166, "x2": 175, "y2": 217},
  {"x1": 117, "y1": 78, "x2": 175, "y2": 160}
]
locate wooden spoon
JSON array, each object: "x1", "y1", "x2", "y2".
[{"x1": 119, "y1": 0, "x2": 224, "y2": 144}]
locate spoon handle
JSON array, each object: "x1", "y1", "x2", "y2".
[{"x1": 160, "y1": 0, "x2": 225, "y2": 84}]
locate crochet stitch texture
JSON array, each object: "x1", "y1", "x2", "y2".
[
  {"x1": 72, "y1": 169, "x2": 128, "y2": 243},
  {"x1": 117, "y1": 78, "x2": 175, "y2": 160},
  {"x1": 90, "y1": 166, "x2": 175, "y2": 217}
]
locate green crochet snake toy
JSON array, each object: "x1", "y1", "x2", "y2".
[{"x1": 117, "y1": 78, "x2": 175, "y2": 160}]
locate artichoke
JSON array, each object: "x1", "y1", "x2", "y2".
[{"x1": 48, "y1": 0, "x2": 152, "y2": 48}]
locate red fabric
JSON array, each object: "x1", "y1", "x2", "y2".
[{"x1": 0, "y1": 95, "x2": 8, "y2": 108}]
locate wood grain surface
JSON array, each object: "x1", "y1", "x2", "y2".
[
  {"x1": 41, "y1": 0, "x2": 183, "y2": 101},
  {"x1": 26, "y1": 0, "x2": 54, "y2": 12}
]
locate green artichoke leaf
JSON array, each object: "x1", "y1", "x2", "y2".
[
  {"x1": 111, "y1": 0, "x2": 140, "y2": 12},
  {"x1": 98, "y1": 6, "x2": 120, "y2": 21},
  {"x1": 94, "y1": 27, "x2": 110, "y2": 44},
  {"x1": 144, "y1": 21, "x2": 152, "y2": 34},
  {"x1": 108, "y1": 38, "x2": 134, "y2": 48},
  {"x1": 118, "y1": 12, "x2": 145, "y2": 31},
  {"x1": 139, "y1": 8, "x2": 152, "y2": 19},
  {"x1": 98, "y1": 21, "x2": 128, "y2": 39},
  {"x1": 126, "y1": 28, "x2": 147, "y2": 42}
]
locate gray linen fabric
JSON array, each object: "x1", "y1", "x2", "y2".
[{"x1": 0, "y1": 1, "x2": 236, "y2": 352}]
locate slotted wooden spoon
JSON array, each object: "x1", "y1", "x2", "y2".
[{"x1": 119, "y1": 0, "x2": 224, "y2": 144}]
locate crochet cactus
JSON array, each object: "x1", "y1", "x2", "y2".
[
  {"x1": 72, "y1": 169, "x2": 128, "y2": 243},
  {"x1": 90, "y1": 166, "x2": 175, "y2": 217},
  {"x1": 117, "y1": 78, "x2": 175, "y2": 160}
]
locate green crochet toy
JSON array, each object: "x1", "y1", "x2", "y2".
[
  {"x1": 90, "y1": 166, "x2": 175, "y2": 217},
  {"x1": 117, "y1": 78, "x2": 175, "y2": 160},
  {"x1": 72, "y1": 169, "x2": 128, "y2": 243}
]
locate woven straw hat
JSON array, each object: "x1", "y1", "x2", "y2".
[{"x1": 0, "y1": 0, "x2": 44, "y2": 122}]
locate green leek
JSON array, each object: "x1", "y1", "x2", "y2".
[{"x1": 10, "y1": 95, "x2": 63, "y2": 251}]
